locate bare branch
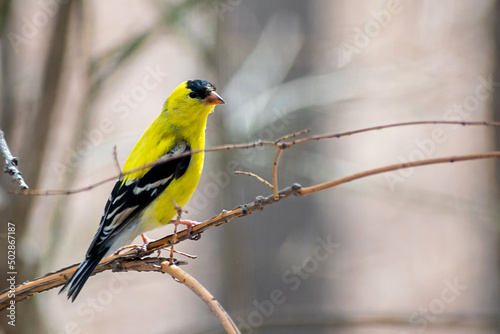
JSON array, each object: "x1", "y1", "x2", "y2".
[
  {"x1": 170, "y1": 200, "x2": 183, "y2": 264},
  {"x1": 275, "y1": 128, "x2": 310, "y2": 142},
  {"x1": 112, "y1": 259, "x2": 242, "y2": 333},
  {"x1": 158, "y1": 262, "x2": 241, "y2": 334},
  {"x1": 112, "y1": 145, "x2": 121, "y2": 174},
  {"x1": 272, "y1": 148, "x2": 284, "y2": 200},
  {"x1": 12, "y1": 176, "x2": 117, "y2": 196},
  {"x1": 286, "y1": 120, "x2": 500, "y2": 147},
  {"x1": 297, "y1": 151, "x2": 500, "y2": 196},
  {"x1": 0, "y1": 130, "x2": 28, "y2": 189},
  {"x1": 234, "y1": 171, "x2": 273, "y2": 189}
]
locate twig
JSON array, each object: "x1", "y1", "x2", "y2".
[
  {"x1": 170, "y1": 249, "x2": 197, "y2": 259},
  {"x1": 170, "y1": 200, "x2": 183, "y2": 264},
  {"x1": 0, "y1": 130, "x2": 28, "y2": 189},
  {"x1": 271, "y1": 129, "x2": 310, "y2": 198},
  {"x1": 160, "y1": 262, "x2": 241, "y2": 334},
  {"x1": 11, "y1": 177, "x2": 116, "y2": 196},
  {"x1": 275, "y1": 128, "x2": 310, "y2": 142},
  {"x1": 296, "y1": 151, "x2": 500, "y2": 196},
  {"x1": 272, "y1": 148, "x2": 284, "y2": 200},
  {"x1": 234, "y1": 171, "x2": 273, "y2": 188},
  {"x1": 284, "y1": 120, "x2": 500, "y2": 147},
  {"x1": 112, "y1": 145, "x2": 121, "y2": 173}
]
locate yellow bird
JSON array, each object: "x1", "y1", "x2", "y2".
[{"x1": 61, "y1": 80, "x2": 224, "y2": 301}]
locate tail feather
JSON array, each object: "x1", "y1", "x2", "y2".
[{"x1": 59, "y1": 246, "x2": 110, "y2": 302}]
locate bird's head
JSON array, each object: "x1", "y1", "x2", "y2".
[
  {"x1": 185, "y1": 80, "x2": 225, "y2": 107},
  {"x1": 164, "y1": 80, "x2": 224, "y2": 124}
]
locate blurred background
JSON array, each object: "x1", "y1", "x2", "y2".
[{"x1": 1, "y1": 0, "x2": 500, "y2": 333}]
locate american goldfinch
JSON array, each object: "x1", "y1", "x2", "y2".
[{"x1": 61, "y1": 80, "x2": 224, "y2": 301}]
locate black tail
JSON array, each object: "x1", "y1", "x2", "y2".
[{"x1": 59, "y1": 245, "x2": 110, "y2": 302}]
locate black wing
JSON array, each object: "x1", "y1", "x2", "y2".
[{"x1": 61, "y1": 141, "x2": 191, "y2": 301}]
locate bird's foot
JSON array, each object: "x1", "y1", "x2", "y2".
[
  {"x1": 171, "y1": 219, "x2": 202, "y2": 240},
  {"x1": 140, "y1": 234, "x2": 161, "y2": 256}
]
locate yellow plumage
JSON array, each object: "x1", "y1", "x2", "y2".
[
  {"x1": 61, "y1": 80, "x2": 224, "y2": 301},
  {"x1": 122, "y1": 82, "x2": 214, "y2": 229}
]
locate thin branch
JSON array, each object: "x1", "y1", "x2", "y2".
[
  {"x1": 286, "y1": 120, "x2": 500, "y2": 147},
  {"x1": 0, "y1": 129, "x2": 28, "y2": 189},
  {"x1": 275, "y1": 128, "x2": 310, "y2": 142},
  {"x1": 112, "y1": 145, "x2": 121, "y2": 173},
  {"x1": 170, "y1": 249, "x2": 197, "y2": 259},
  {"x1": 159, "y1": 262, "x2": 241, "y2": 334},
  {"x1": 112, "y1": 258, "x2": 241, "y2": 333},
  {"x1": 272, "y1": 148, "x2": 284, "y2": 200},
  {"x1": 234, "y1": 171, "x2": 273, "y2": 189},
  {"x1": 297, "y1": 151, "x2": 500, "y2": 196},
  {"x1": 170, "y1": 200, "x2": 183, "y2": 264},
  {"x1": 12, "y1": 176, "x2": 117, "y2": 196}
]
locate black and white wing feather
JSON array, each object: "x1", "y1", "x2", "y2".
[{"x1": 61, "y1": 141, "x2": 191, "y2": 301}]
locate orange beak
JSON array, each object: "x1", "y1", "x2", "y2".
[{"x1": 204, "y1": 91, "x2": 225, "y2": 106}]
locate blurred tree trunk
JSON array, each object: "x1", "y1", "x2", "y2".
[
  {"x1": 494, "y1": 0, "x2": 500, "y2": 180},
  {"x1": 493, "y1": 1, "x2": 500, "y2": 325},
  {"x1": 320, "y1": 1, "x2": 499, "y2": 332},
  {"x1": 216, "y1": 1, "x2": 330, "y2": 332},
  {"x1": 0, "y1": 1, "x2": 75, "y2": 333}
]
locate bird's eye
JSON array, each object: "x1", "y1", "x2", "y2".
[{"x1": 189, "y1": 92, "x2": 198, "y2": 99}]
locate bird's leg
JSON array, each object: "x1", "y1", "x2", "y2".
[
  {"x1": 171, "y1": 219, "x2": 202, "y2": 239},
  {"x1": 113, "y1": 235, "x2": 158, "y2": 256},
  {"x1": 141, "y1": 233, "x2": 153, "y2": 245}
]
